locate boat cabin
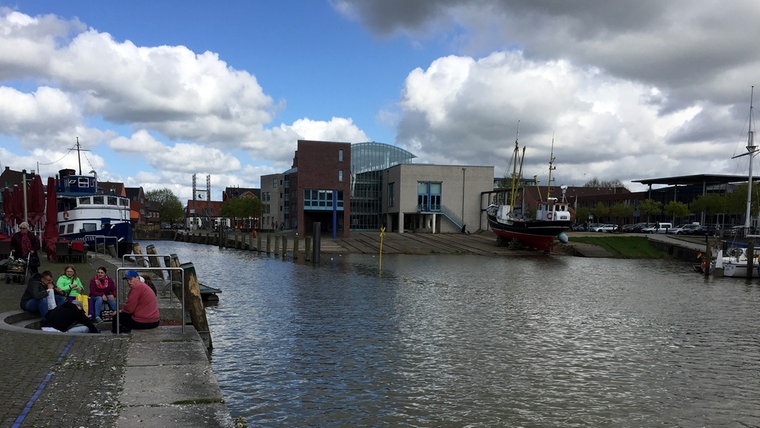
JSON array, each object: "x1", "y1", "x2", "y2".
[{"x1": 535, "y1": 198, "x2": 571, "y2": 222}]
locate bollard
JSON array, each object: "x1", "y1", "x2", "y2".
[
  {"x1": 146, "y1": 244, "x2": 161, "y2": 268},
  {"x1": 312, "y1": 222, "x2": 321, "y2": 264},
  {"x1": 133, "y1": 243, "x2": 147, "y2": 267}
]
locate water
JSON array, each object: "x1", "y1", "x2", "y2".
[{"x1": 145, "y1": 241, "x2": 760, "y2": 426}]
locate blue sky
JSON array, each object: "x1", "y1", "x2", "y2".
[{"x1": 3, "y1": 1, "x2": 760, "y2": 201}]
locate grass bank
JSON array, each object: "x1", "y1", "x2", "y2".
[{"x1": 569, "y1": 236, "x2": 664, "y2": 258}]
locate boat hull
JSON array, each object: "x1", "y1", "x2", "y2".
[
  {"x1": 722, "y1": 262, "x2": 760, "y2": 278},
  {"x1": 488, "y1": 216, "x2": 571, "y2": 252}
]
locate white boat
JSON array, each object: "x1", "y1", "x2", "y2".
[
  {"x1": 53, "y1": 140, "x2": 133, "y2": 247},
  {"x1": 719, "y1": 247, "x2": 759, "y2": 277}
]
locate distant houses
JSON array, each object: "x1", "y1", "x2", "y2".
[{"x1": 1, "y1": 152, "x2": 758, "y2": 234}]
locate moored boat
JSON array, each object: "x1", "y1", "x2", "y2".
[{"x1": 486, "y1": 137, "x2": 573, "y2": 252}]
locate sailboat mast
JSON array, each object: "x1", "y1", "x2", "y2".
[{"x1": 745, "y1": 86, "x2": 756, "y2": 229}]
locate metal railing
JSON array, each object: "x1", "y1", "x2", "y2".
[
  {"x1": 83, "y1": 235, "x2": 119, "y2": 255},
  {"x1": 117, "y1": 254, "x2": 186, "y2": 334}
]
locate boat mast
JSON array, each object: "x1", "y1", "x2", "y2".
[
  {"x1": 736, "y1": 87, "x2": 758, "y2": 229},
  {"x1": 75, "y1": 137, "x2": 83, "y2": 175},
  {"x1": 508, "y1": 123, "x2": 520, "y2": 208},
  {"x1": 546, "y1": 134, "x2": 556, "y2": 201}
]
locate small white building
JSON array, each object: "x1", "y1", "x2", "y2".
[{"x1": 383, "y1": 164, "x2": 494, "y2": 234}]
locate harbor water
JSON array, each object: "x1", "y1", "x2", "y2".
[{"x1": 147, "y1": 241, "x2": 760, "y2": 426}]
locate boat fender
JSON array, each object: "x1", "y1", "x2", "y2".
[
  {"x1": 557, "y1": 231, "x2": 568, "y2": 243},
  {"x1": 63, "y1": 211, "x2": 69, "y2": 220},
  {"x1": 547, "y1": 212, "x2": 552, "y2": 220}
]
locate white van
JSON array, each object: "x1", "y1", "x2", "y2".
[{"x1": 654, "y1": 222, "x2": 672, "y2": 233}]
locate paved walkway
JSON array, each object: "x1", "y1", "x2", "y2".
[{"x1": 0, "y1": 253, "x2": 231, "y2": 428}]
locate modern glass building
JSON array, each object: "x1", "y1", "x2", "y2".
[{"x1": 350, "y1": 142, "x2": 416, "y2": 230}]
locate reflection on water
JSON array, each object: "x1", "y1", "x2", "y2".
[{"x1": 146, "y1": 241, "x2": 760, "y2": 426}]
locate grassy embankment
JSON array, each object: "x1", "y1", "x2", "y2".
[{"x1": 569, "y1": 236, "x2": 664, "y2": 258}]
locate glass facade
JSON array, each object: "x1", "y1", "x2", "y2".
[{"x1": 350, "y1": 142, "x2": 416, "y2": 230}]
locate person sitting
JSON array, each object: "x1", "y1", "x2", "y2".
[
  {"x1": 89, "y1": 266, "x2": 117, "y2": 323},
  {"x1": 56, "y1": 265, "x2": 84, "y2": 297},
  {"x1": 20, "y1": 270, "x2": 62, "y2": 319},
  {"x1": 10, "y1": 222, "x2": 40, "y2": 274},
  {"x1": 41, "y1": 300, "x2": 99, "y2": 333},
  {"x1": 112, "y1": 270, "x2": 160, "y2": 334}
]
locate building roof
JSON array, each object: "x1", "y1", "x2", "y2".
[
  {"x1": 351, "y1": 142, "x2": 416, "y2": 174},
  {"x1": 633, "y1": 174, "x2": 752, "y2": 186}
]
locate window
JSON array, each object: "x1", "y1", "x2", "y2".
[
  {"x1": 93, "y1": 196, "x2": 104, "y2": 205},
  {"x1": 303, "y1": 189, "x2": 344, "y2": 210},
  {"x1": 338, "y1": 170, "x2": 343, "y2": 182},
  {"x1": 417, "y1": 182, "x2": 441, "y2": 211},
  {"x1": 339, "y1": 149, "x2": 344, "y2": 162},
  {"x1": 388, "y1": 183, "x2": 395, "y2": 208}
]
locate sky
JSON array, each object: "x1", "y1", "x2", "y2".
[{"x1": 2, "y1": 0, "x2": 760, "y2": 201}]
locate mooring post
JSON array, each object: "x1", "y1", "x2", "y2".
[
  {"x1": 266, "y1": 233, "x2": 271, "y2": 255},
  {"x1": 257, "y1": 232, "x2": 262, "y2": 253},
  {"x1": 282, "y1": 235, "x2": 287, "y2": 260},
  {"x1": 305, "y1": 236, "x2": 312, "y2": 261},
  {"x1": 748, "y1": 240, "x2": 755, "y2": 279},
  {"x1": 274, "y1": 233, "x2": 280, "y2": 256},
  {"x1": 293, "y1": 235, "x2": 300, "y2": 260},
  {"x1": 312, "y1": 222, "x2": 321, "y2": 264}
]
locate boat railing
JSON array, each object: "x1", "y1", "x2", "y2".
[
  {"x1": 83, "y1": 235, "x2": 119, "y2": 254},
  {"x1": 116, "y1": 261, "x2": 186, "y2": 334}
]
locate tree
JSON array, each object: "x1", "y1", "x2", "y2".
[
  {"x1": 590, "y1": 202, "x2": 609, "y2": 221},
  {"x1": 145, "y1": 188, "x2": 184, "y2": 224},
  {"x1": 609, "y1": 202, "x2": 634, "y2": 223},
  {"x1": 637, "y1": 199, "x2": 662, "y2": 221},
  {"x1": 221, "y1": 196, "x2": 263, "y2": 229},
  {"x1": 690, "y1": 193, "x2": 726, "y2": 217},
  {"x1": 663, "y1": 201, "x2": 689, "y2": 222},
  {"x1": 583, "y1": 177, "x2": 628, "y2": 191}
]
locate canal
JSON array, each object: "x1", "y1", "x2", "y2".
[{"x1": 145, "y1": 240, "x2": 760, "y2": 426}]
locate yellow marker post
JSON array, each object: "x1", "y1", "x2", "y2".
[{"x1": 379, "y1": 226, "x2": 385, "y2": 275}]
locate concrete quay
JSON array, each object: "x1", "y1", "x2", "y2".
[{"x1": 0, "y1": 252, "x2": 231, "y2": 428}]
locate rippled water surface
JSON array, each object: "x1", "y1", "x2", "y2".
[{"x1": 147, "y1": 241, "x2": 760, "y2": 426}]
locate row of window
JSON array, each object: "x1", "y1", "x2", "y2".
[
  {"x1": 304, "y1": 189, "x2": 345, "y2": 210},
  {"x1": 386, "y1": 181, "x2": 442, "y2": 211}
]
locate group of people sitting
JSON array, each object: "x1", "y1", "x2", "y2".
[{"x1": 19, "y1": 265, "x2": 160, "y2": 334}]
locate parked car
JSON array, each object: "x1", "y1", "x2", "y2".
[
  {"x1": 693, "y1": 225, "x2": 720, "y2": 236},
  {"x1": 642, "y1": 222, "x2": 673, "y2": 233},
  {"x1": 674, "y1": 223, "x2": 701, "y2": 235},
  {"x1": 630, "y1": 222, "x2": 653, "y2": 233},
  {"x1": 591, "y1": 223, "x2": 618, "y2": 232}
]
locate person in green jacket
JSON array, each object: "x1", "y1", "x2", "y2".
[{"x1": 56, "y1": 265, "x2": 84, "y2": 297}]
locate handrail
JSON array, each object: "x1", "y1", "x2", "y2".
[
  {"x1": 116, "y1": 260, "x2": 185, "y2": 334},
  {"x1": 83, "y1": 235, "x2": 119, "y2": 255}
]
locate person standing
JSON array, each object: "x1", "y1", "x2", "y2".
[
  {"x1": 112, "y1": 270, "x2": 160, "y2": 333},
  {"x1": 10, "y1": 222, "x2": 40, "y2": 273}
]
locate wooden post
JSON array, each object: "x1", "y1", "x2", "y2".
[
  {"x1": 747, "y1": 241, "x2": 755, "y2": 279},
  {"x1": 293, "y1": 236, "x2": 300, "y2": 260},
  {"x1": 180, "y1": 262, "x2": 213, "y2": 352},
  {"x1": 305, "y1": 236, "x2": 312, "y2": 262},
  {"x1": 274, "y1": 234, "x2": 280, "y2": 255},
  {"x1": 146, "y1": 244, "x2": 161, "y2": 268},
  {"x1": 133, "y1": 243, "x2": 147, "y2": 267},
  {"x1": 257, "y1": 233, "x2": 262, "y2": 253},
  {"x1": 282, "y1": 235, "x2": 287, "y2": 260},
  {"x1": 266, "y1": 234, "x2": 271, "y2": 255},
  {"x1": 312, "y1": 222, "x2": 321, "y2": 264}
]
